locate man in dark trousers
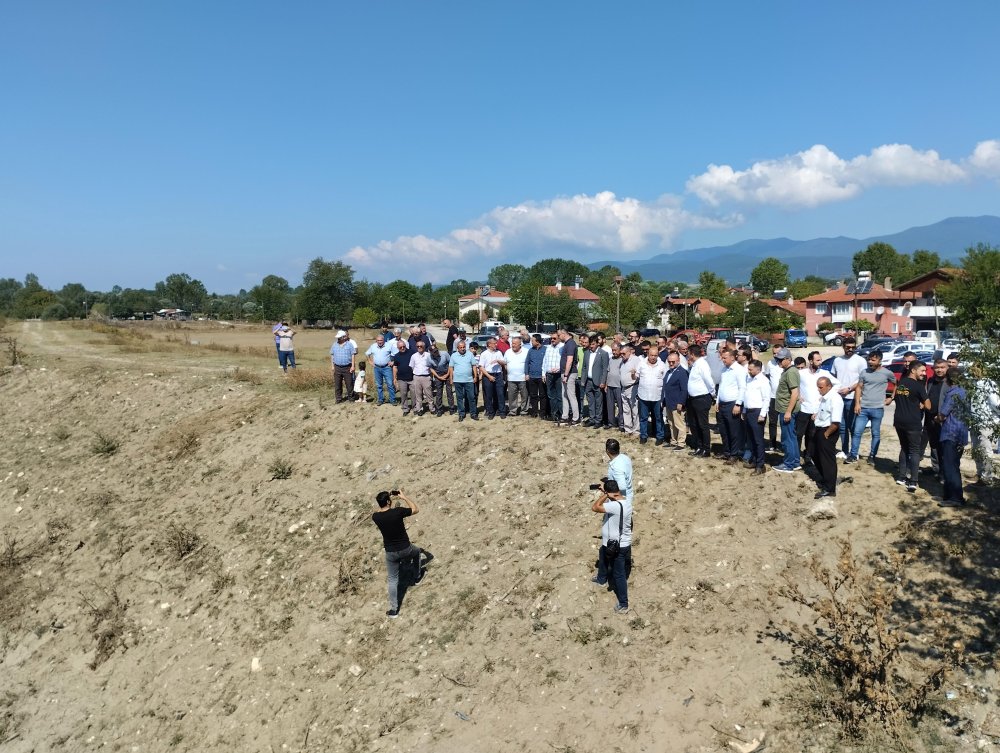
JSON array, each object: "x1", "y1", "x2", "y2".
[
  {"x1": 371, "y1": 489, "x2": 423, "y2": 618},
  {"x1": 812, "y1": 377, "x2": 843, "y2": 498},
  {"x1": 581, "y1": 336, "x2": 610, "y2": 429}
]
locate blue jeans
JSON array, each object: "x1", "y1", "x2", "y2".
[
  {"x1": 781, "y1": 413, "x2": 800, "y2": 467},
  {"x1": 374, "y1": 364, "x2": 395, "y2": 404},
  {"x1": 595, "y1": 545, "x2": 631, "y2": 608},
  {"x1": 454, "y1": 381, "x2": 477, "y2": 418},
  {"x1": 385, "y1": 544, "x2": 421, "y2": 611},
  {"x1": 839, "y1": 398, "x2": 856, "y2": 454},
  {"x1": 278, "y1": 350, "x2": 296, "y2": 370},
  {"x1": 638, "y1": 399, "x2": 664, "y2": 441},
  {"x1": 546, "y1": 373, "x2": 563, "y2": 418},
  {"x1": 940, "y1": 440, "x2": 965, "y2": 502},
  {"x1": 850, "y1": 406, "x2": 884, "y2": 459}
]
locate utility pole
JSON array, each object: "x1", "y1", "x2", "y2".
[{"x1": 613, "y1": 275, "x2": 624, "y2": 334}]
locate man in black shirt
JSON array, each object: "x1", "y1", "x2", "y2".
[
  {"x1": 921, "y1": 358, "x2": 948, "y2": 477},
  {"x1": 893, "y1": 361, "x2": 931, "y2": 492},
  {"x1": 371, "y1": 490, "x2": 423, "y2": 618}
]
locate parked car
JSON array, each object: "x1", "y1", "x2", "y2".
[
  {"x1": 857, "y1": 335, "x2": 906, "y2": 357},
  {"x1": 470, "y1": 334, "x2": 494, "y2": 350},
  {"x1": 528, "y1": 332, "x2": 552, "y2": 345},
  {"x1": 736, "y1": 333, "x2": 770, "y2": 352},
  {"x1": 821, "y1": 328, "x2": 856, "y2": 346},
  {"x1": 638, "y1": 327, "x2": 661, "y2": 338},
  {"x1": 883, "y1": 341, "x2": 936, "y2": 364},
  {"x1": 784, "y1": 328, "x2": 808, "y2": 348}
]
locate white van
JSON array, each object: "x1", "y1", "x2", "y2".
[
  {"x1": 914, "y1": 330, "x2": 941, "y2": 344},
  {"x1": 883, "y1": 342, "x2": 935, "y2": 363}
]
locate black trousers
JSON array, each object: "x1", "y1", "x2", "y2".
[
  {"x1": 812, "y1": 424, "x2": 838, "y2": 494},
  {"x1": 687, "y1": 394, "x2": 714, "y2": 453},
  {"x1": 768, "y1": 397, "x2": 780, "y2": 446},
  {"x1": 527, "y1": 377, "x2": 548, "y2": 417},
  {"x1": 796, "y1": 411, "x2": 814, "y2": 457},
  {"x1": 718, "y1": 401, "x2": 744, "y2": 457}
]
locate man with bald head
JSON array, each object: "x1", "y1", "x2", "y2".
[{"x1": 812, "y1": 376, "x2": 843, "y2": 498}]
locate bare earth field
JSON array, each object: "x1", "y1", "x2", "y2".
[{"x1": 1, "y1": 320, "x2": 998, "y2": 753}]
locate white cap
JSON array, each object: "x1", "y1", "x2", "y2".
[{"x1": 336, "y1": 330, "x2": 347, "y2": 338}]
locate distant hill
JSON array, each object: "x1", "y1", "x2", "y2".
[{"x1": 589, "y1": 215, "x2": 1000, "y2": 283}]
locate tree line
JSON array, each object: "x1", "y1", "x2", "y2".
[{"x1": 1, "y1": 243, "x2": 996, "y2": 336}]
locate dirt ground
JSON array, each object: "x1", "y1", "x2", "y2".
[{"x1": 1, "y1": 320, "x2": 998, "y2": 753}]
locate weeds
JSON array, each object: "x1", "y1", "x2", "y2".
[
  {"x1": 89, "y1": 490, "x2": 121, "y2": 507},
  {"x1": 285, "y1": 368, "x2": 331, "y2": 391},
  {"x1": 163, "y1": 523, "x2": 201, "y2": 560},
  {"x1": 268, "y1": 458, "x2": 293, "y2": 480},
  {"x1": 229, "y1": 367, "x2": 263, "y2": 385},
  {"x1": 0, "y1": 335, "x2": 23, "y2": 366},
  {"x1": 79, "y1": 586, "x2": 132, "y2": 669},
  {"x1": 91, "y1": 432, "x2": 120, "y2": 456},
  {"x1": 1, "y1": 534, "x2": 27, "y2": 570},
  {"x1": 766, "y1": 538, "x2": 965, "y2": 741}
]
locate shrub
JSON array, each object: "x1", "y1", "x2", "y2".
[
  {"x1": 268, "y1": 458, "x2": 293, "y2": 480},
  {"x1": 767, "y1": 539, "x2": 964, "y2": 740},
  {"x1": 163, "y1": 523, "x2": 201, "y2": 560},
  {"x1": 284, "y1": 368, "x2": 330, "y2": 391},
  {"x1": 91, "y1": 433, "x2": 120, "y2": 456},
  {"x1": 229, "y1": 367, "x2": 263, "y2": 385}
]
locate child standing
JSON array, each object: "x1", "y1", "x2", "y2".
[{"x1": 354, "y1": 361, "x2": 368, "y2": 403}]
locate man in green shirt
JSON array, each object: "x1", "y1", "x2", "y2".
[{"x1": 773, "y1": 348, "x2": 801, "y2": 472}]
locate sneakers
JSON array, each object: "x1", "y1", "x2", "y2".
[
  {"x1": 591, "y1": 576, "x2": 608, "y2": 586},
  {"x1": 936, "y1": 498, "x2": 964, "y2": 508},
  {"x1": 906, "y1": 483, "x2": 917, "y2": 493},
  {"x1": 772, "y1": 464, "x2": 800, "y2": 474},
  {"x1": 844, "y1": 456, "x2": 858, "y2": 464},
  {"x1": 386, "y1": 609, "x2": 399, "y2": 619},
  {"x1": 639, "y1": 437, "x2": 648, "y2": 445},
  {"x1": 865, "y1": 456, "x2": 875, "y2": 465},
  {"x1": 613, "y1": 604, "x2": 629, "y2": 615},
  {"x1": 895, "y1": 478, "x2": 908, "y2": 486},
  {"x1": 411, "y1": 569, "x2": 426, "y2": 587},
  {"x1": 836, "y1": 451, "x2": 847, "y2": 460},
  {"x1": 814, "y1": 489, "x2": 836, "y2": 499}
]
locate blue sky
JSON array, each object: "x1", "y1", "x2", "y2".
[{"x1": 2, "y1": 1, "x2": 999, "y2": 292}]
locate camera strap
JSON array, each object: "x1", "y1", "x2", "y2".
[{"x1": 610, "y1": 501, "x2": 623, "y2": 543}]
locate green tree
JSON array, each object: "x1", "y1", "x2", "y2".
[
  {"x1": 352, "y1": 306, "x2": 378, "y2": 329},
  {"x1": 298, "y1": 259, "x2": 355, "y2": 322},
  {"x1": 0, "y1": 278, "x2": 23, "y2": 315},
  {"x1": 507, "y1": 281, "x2": 584, "y2": 329},
  {"x1": 909, "y1": 249, "x2": 943, "y2": 279},
  {"x1": 788, "y1": 275, "x2": 829, "y2": 301},
  {"x1": 527, "y1": 258, "x2": 590, "y2": 286},
  {"x1": 749, "y1": 257, "x2": 790, "y2": 295},
  {"x1": 595, "y1": 279, "x2": 660, "y2": 331},
  {"x1": 487, "y1": 263, "x2": 531, "y2": 293},
  {"x1": 57, "y1": 283, "x2": 89, "y2": 318},
  {"x1": 937, "y1": 244, "x2": 1000, "y2": 332},
  {"x1": 249, "y1": 275, "x2": 291, "y2": 322},
  {"x1": 41, "y1": 303, "x2": 69, "y2": 320},
  {"x1": 155, "y1": 273, "x2": 208, "y2": 312},
  {"x1": 697, "y1": 271, "x2": 727, "y2": 302},
  {"x1": 375, "y1": 280, "x2": 422, "y2": 324},
  {"x1": 461, "y1": 309, "x2": 481, "y2": 330},
  {"x1": 851, "y1": 242, "x2": 912, "y2": 285}
]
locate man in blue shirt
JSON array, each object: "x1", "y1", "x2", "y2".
[
  {"x1": 330, "y1": 330, "x2": 356, "y2": 404},
  {"x1": 366, "y1": 334, "x2": 396, "y2": 406},
  {"x1": 525, "y1": 334, "x2": 547, "y2": 418},
  {"x1": 447, "y1": 339, "x2": 480, "y2": 421}
]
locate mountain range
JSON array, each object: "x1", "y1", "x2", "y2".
[{"x1": 588, "y1": 215, "x2": 1000, "y2": 283}]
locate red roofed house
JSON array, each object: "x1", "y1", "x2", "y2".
[
  {"x1": 759, "y1": 297, "x2": 807, "y2": 319},
  {"x1": 458, "y1": 288, "x2": 510, "y2": 321},
  {"x1": 542, "y1": 281, "x2": 600, "y2": 315},
  {"x1": 657, "y1": 297, "x2": 729, "y2": 329},
  {"x1": 890, "y1": 267, "x2": 958, "y2": 331},
  {"x1": 801, "y1": 275, "x2": 918, "y2": 336}
]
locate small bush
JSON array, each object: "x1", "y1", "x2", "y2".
[
  {"x1": 79, "y1": 587, "x2": 131, "y2": 669},
  {"x1": 284, "y1": 368, "x2": 331, "y2": 391},
  {"x1": 268, "y1": 458, "x2": 293, "y2": 480},
  {"x1": 163, "y1": 523, "x2": 201, "y2": 560},
  {"x1": 229, "y1": 367, "x2": 263, "y2": 385},
  {"x1": 767, "y1": 538, "x2": 965, "y2": 741},
  {"x1": 91, "y1": 433, "x2": 120, "y2": 456}
]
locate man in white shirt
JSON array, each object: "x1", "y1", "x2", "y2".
[
  {"x1": 504, "y1": 336, "x2": 530, "y2": 416},
  {"x1": 634, "y1": 346, "x2": 668, "y2": 445},
  {"x1": 797, "y1": 351, "x2": 839, "y2": 464},
  {"x1": 542, "y1": 335, "x2": 564, "y2": 421},
  {"x1": 813, "y1": 377, "x2": 845, "y2": 498},
  {"x1": 762, "y1": 352, "x2": 785, "y2": 452},
  {"x1": 716, "y1": 349, "x2": 748, "y2": 463},
  {"x1": 605, "y1": 438, "x2": 634, "y2": 504},
  {"x1": 685, "y1": 344, "x2": 716, "y2": 457},
  {"x1": 478, "y1": 338, "x2": 508, "y2": 419},
  {"x1": 409, "y1": 341, "x2": 434, "y2": 415},
  {"x1": 742, "y1": 359, "x2": 771, "y2": 474},
  {"x1": 831, "y1": 337, "x2": 867, "y2": 458},
  {"x1": 619, "y1": 345, "x2": 643, "y2": 437}
]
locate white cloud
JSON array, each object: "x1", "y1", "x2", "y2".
[
  {"x1": 344, "y1": 190, "x2": 740, "y2": 269},
  {"x1": 344, "y1": 139, "x2": 999, "y2": 273},
  {"x1": 968, "y1": 139, "x2": 1000, "y2": 177},
  {"x1": 687, "y1": 143, "x2": 967, "y2": 208}
]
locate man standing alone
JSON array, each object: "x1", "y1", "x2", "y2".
[
  {"x1": 371, "y1": 490, "x2": 424, "y2": 619},
  {"x1": 330, "y1": 330, "x2": 356, "y2": 404}
]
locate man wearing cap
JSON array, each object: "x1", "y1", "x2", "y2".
[
  {"x1": 366, "y1": 333, "x2": 397, "y2": 406},
  {"x1": 772, "y1": 348, "x2": 802, "y2": 472},
  {"x1": 591, "y1": 478, "x2": 633, "y2": 615},
  {"x1": 409, "y1": 339, "x2": 434, "y2": 416},
  {"x1": 371, "y1": 489, "x2": 424, "y2": 619},
  {"x1": 330, "y1": 330, "x2": 357, "y2": 404}
]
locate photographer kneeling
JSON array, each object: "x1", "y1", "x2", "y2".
[
  {"x1": 372, "y1": 489, "x2": 424, "y2": 619},
  {"x1": 591, "y1": 479, "x2": 633, "y2": 615}
]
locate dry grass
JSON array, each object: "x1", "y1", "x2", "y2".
[
  {"x1": 268, "y1": 458, "x2": 293, "y2": 480},
  {"x1": 79, "y1": 587, "x2": 132, "y2": 669},
  {"x1": 767, "y1": 538, "x2": 965, "y2": 742},
  {"x1": 162, "y1": 523, "x2": 201, "y2": 560},
  {"x1": 228, "y1": 367, "x2": 263, "y2": 385},
  {"x1": 91, "y1": 432, "x2": 120, "y2": 456},
  {"x1": 284, "y1": 368, "x2": 331, "y2": 391}
]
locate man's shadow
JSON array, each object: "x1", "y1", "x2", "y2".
[{"x1": 397, "y1": 548, "x2": 434, "y2": 610}]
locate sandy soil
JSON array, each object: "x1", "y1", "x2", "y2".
[{"x1": 1, "y1": 320, "x2": 997, "y2": 753}]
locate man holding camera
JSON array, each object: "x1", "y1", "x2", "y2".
[
  {"x1": 371, "y1": 489, "x2": 423, "y2": 619},
  {"x1": 591, "y1": 479, "x2": 633, "y2": 615}
]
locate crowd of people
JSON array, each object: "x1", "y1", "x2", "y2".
[{"x1": 273, "y1": 320, "x2": 994, "y2": 509}]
